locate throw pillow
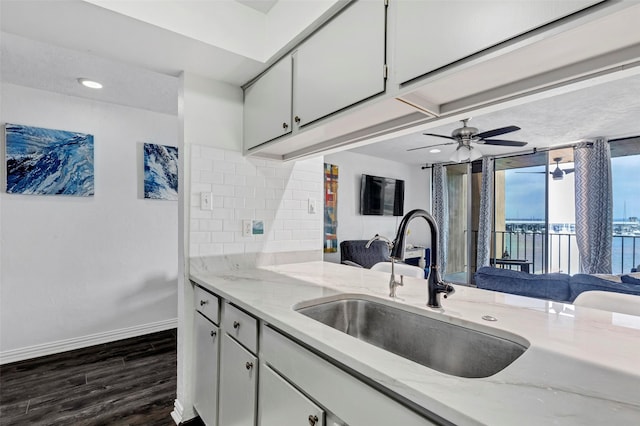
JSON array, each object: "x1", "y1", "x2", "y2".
[{"x1": 621, "y1": 274, "x2": 640, "y2": 285}]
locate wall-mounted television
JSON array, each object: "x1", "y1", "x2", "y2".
[{"x1": 360, "y1": 174, "x2": 405, "y2": 216}]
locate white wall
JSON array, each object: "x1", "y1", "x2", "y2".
[
  {"x1": 0, "y1": 83, "x2": 178, "y2": 362},
  {"x1": 323, "y1": 150, "x2": 431, "y2": 264}
]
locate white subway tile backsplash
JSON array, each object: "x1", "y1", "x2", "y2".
[
  {"x1": 283, "y1": 199, "x2": 301, "y2": 210},
  {"x1": 200, "y1": 171, "x2": 224, "y2": 184},
  {"x1": 191, "y1": 182, "x2": 212, "y2": 193},
  {"x1": 211, "y1": 184, "x2": 235, "y2": 197},
  {"x1": 199, "y1": 243, "x2": 224, "y2": 256},
  {"x1": 235, "y1": 163, "x2": 258, "y2": 176},
  {"x1": 213, "y1": 160, "x2": 236, "y2": 172},
  {"x1": 192, "y1": 157, "x2": 213, "y2": 172},
  {"x1": 223, "y1": 219, "x2": 241, "y2": 232},
  {"x1": 245, "y1": 175, "x2": 266, "y2": 188},
  {"x1": 223, "y1": 242, "x2": 245, "y2": 254},
  {"x1": 224, "y1": 150, "x2": 245, "y2": 162},
  {"x1": 212, "y1": 208, "x2": 234, "y2": 220},
  {"x1": 200, "y1": 219, "x2": 223, "y2": 232},
  {"x1": 265, "y1": 177, "x2": 284, "y2": 189},
  {"x1": 212, "y1": 231, "x2": 234, "y2": 243},
  {"x1": 234, "y1": 186, "x2": 256, "y2": 198},
  {"x1": 191, "y1": 209, "x2": 213, "y2": 220},
  {"x1": 191, "y1": 232, "x2": 212, "y2": 244},
  {"x1": 201, "y1": 146, "x2": 226, "y2": 160},
  {"x1": 245, "y1": 198, "x2": 265, "y2": 210},
  {"x1": 274, "y1": 230, "x2": 292, "y2": 241},
  {"x1": 223, "y1": 197, "x2": 245, "y2": 209},
  {"x1": 234, "y1": 208, "x2": 256, "y2": 220},
  {"x1": 257, "y1": 166, "x2": 276, "y2": 177},
  {"x1": 190, "y1": 145, "x2": 323, "y2": 258}
]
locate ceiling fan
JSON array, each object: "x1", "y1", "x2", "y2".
[
  {"x1": 407, "y1": 118, "x2": 528, "y2": 162},
  {"x1": 518, "y1": 157, "x2": 575, "y2": 180}
]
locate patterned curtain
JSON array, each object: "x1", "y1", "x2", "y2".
[
  {"x1": 476, "y1": 156, "x2": 494, "y2": 268},
  {"x1": 432, "y1": 164, "x2": 449, "y2": 275},
  {"x1": 574, "y1": 138, "x2": 613, "y2": 274}
]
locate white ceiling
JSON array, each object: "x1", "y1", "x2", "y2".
[
  {"x1": 351, "y1": 72, "x2": 640, "y2": 165},
  {"x1": 236, "y1": 0, "x2": 279, "y2": 14}
]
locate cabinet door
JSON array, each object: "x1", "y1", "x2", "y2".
[
  {"x1": 394, "y1": 0, "x2": 601, "y2": 84},
  {"x1": 194, "y1": 312, "x2": 220, "y2": 426},
  {"x1": 244, "y1": 57, "x2": 292, "y2": 150},
  {"x1": 218, "y1": 334, "x2": 258, "y2": 426},
  {"x1": 259, "y1": 365, "x2": 324, "y2": 426},
  {"x1": 294, "y1": 0, "x2": 386, "y2": 127}
]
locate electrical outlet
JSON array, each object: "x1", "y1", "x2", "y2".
[
  {"x1": 242, "y1": 220, "x2": 253, "y2": 237},
  {"x1": 308, "y1": 198, "x2": 317, "y2": 214},
  {"x1": 200, "y1": 192, "x2": 213, "y2": 210}
]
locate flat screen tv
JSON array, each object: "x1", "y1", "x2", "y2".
[{"x1": 360, "y1": 174, "x2": 404, "y2": 216}]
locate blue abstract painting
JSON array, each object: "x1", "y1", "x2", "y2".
[
  {"x1": 5, "y1": 123, "x2": 94, "y2": 196},
  {"x1": 144, "y1": 143, "x2": 178, "y2": 200}
]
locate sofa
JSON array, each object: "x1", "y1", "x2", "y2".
[{"x1": 474, "y1": 266, "x2": 640, "y2": 303}]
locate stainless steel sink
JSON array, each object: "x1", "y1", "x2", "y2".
[{"x1": 295, "y1": 296, "x2": 529, "y2": 378}]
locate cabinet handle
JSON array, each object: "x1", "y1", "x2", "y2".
[
  {"x1": 308, "y1": 414, "x2": 318, "y2": 426},
  {"x1": 245, "y1": 361, "x2": 254, "y2": 370},
  {"x1": 282, "y1": 122, "x2": 289, "y2": 129},
  {"x1": 233, "y1": 321, "x2": 240, "y2": 329},
  {"x1": 199, "y1": 300, "x2": 208, "y2": 306},
  {"x1": 294, "y1": 115, "x2": 301, "y2": 124},
  {"x1": 210, "y1": 330, "x2": 217, "y2": 338}
]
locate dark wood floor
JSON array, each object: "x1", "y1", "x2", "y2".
[{"x1": 0, "y1": 329, "x2": 178, "y2": 425}]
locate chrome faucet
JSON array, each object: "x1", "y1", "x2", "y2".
[
  {"x1": 366, "y1": 234, "x2": 404, "y2": 298},
  {"x1": 390, "y1": 209, "x2": 455, "y2": 308}
]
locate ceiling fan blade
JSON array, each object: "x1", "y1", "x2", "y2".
[
  {"x1": 564, "y1": 168, "x2": 575, "y2": 174},
  {"x1": 475, "y1": 125, "x2": 521, "y2": 139},
  {"x1": 482, "y1": 139, "x2": 528, "y2": 147},
  {"x1": 407, "y1": 142, "x2": 455, "y2": 152},
  {"x1": 422, "y1": 133, "x2": 456, "y2": 140}
]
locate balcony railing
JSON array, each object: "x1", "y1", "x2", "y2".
[{"x1": 473, "y1": 231, "x2": 640, "y2": 275}]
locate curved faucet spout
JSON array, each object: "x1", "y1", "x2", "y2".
[{"x1": 390, "y1": 209, "x2": 454, "y2": 308}]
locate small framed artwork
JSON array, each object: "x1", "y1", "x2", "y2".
[
  {"x1": 5, "y1": 123, "x2": 94, "y2": 196},
  {"x1": 143, "y1": 143, "x2": 178, "y2": 200},
  {"x1": 252, "y1": 220, "x2": 264, "y2": 235}
]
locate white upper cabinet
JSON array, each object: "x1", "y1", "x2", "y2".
[
  {"x1": 393, "y1": 0, "x2": 602, "y2": 85},
  {"x1": 293, "y1": 0, "x2": 387, "y2": 127},
  {"x1": 244, "y1": 57, "x2": 293, "y2": 150}
]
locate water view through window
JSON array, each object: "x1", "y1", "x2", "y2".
[{"x1": 502, "y1": 151, "x2": 640, "y2": 274}]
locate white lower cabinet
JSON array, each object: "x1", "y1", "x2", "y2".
[
  {"x1": 193, "y1": 289, "x2": 437, "y2": 426},
  {"x1": 259, "y1": 365, "x2": 324, "y2": 426},
  {"x1": 218, "y1": 334, "x2": 258, "y2": 426},
  {"x1": 193, "y1": 312, "x2": 220, "y2": 426}
]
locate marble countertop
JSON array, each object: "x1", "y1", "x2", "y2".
[{"x1": 190, "y1": 261, "x2": 640, "y2": 425}]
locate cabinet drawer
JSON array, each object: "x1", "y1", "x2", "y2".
[
  {"x1": 223, "y1": 302, "x2": 258, "y2": 354},
  {"x1": 194, "y1": 285, "x2": 220, "y2": 325}
]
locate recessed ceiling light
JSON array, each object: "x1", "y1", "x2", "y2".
[
  {"x1": 429, "y1": 148, "x2": 441, "y2": 153},
  {"x1": 77, "y1": 78, "x2": 103, "y2": 89}
]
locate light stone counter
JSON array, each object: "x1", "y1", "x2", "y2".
[{"x1": 190, "y1": 261, "x2": 640, "y2": 425}]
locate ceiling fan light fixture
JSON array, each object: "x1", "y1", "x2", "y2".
[{"x1": 449, "y1": 145, "x2": 482, "y2": 163}]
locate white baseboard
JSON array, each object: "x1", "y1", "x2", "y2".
[
  {"x1": 171, "y1": 399, "x2": 184, "y2": 425},
  {"x1": 0, "y1": 318, "x2": 177, "y2": 365}
]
